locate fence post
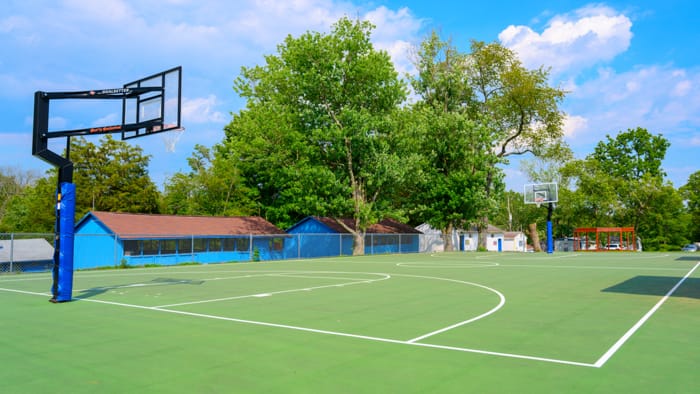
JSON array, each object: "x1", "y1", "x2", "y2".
[{"x1": 9, "y1": 233, "x2": 14, "y2": 273}]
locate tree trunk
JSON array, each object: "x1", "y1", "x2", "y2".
[
  {"x1": 352, "y1": 231, "x2": 365, "y2": 255},
  {"x1": 529, "y1": 223, "x2": 541, "y2": 252},
  {"x1": 443, "y1": 222, "x2": 454, "y2": 251},
  {"x1": 478, "y1": 218, "x2": 488, "y2": 250}
]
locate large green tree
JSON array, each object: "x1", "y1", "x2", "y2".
[
  {"x1": 0, "y1": 167, "x2": 37, "y2": 225},
  {"x1": 222, "y1": 17, "x2": 408, "y2": 254},
  {"x1": 465, "y1": 40, "x2": 567, "y2": 248},
  {"x1": 681, "y1": 171, "x2": 700, "y2": 242},
  {"x1": 407, "y1": 32, "x2": 502, "y2": 250},
  {"x1": 1, "y1": 136, "x2": 160, "y2": 232},
  {"x1": 0, "y1": 174, "x2": 56, "y2": 232},
  {"x1": 71, "y1": 135, "x2": 160, "y2": 217},
  {"x1": 162, "y1": 145, "x2": 256, "y2": 216},
  {"x1": 567, "y1": 128, "x2": 686, "y2": 250}
]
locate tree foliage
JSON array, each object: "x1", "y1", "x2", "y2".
[
  {"x1": 680, "y1": 171, "x2": 700, "y2": 242},
  {"x1": 561, "y1": 128, "x2": 688, "y2": 250},
  {"x1": 221, "y1": 17, "x2": 408, "y2": 254},
  {"x1": 1, "y1": 136, "x2": 159, "y2": 232},
  {"x1": 71, "y1": 135, "x2": 160, "y2": 217},
  {"x1": 162, "y1": 145, "x2": 257, "y2": 216},
  {"x1": 464, "y1": 40, "x2": 567, "y2": 247},
  {"x1": 0, "y1": 167, "x2": 38, "y2": 225},
  {"x1": 0, "y1": 174, "x2": 56, "y2": 232},
  {"x1": 406, "y1": 32, "x2": 502, "y2": 250}
]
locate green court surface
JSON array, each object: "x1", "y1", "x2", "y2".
[{"x1": 2, "y1": 252, "x2": 699, "y2": 393}]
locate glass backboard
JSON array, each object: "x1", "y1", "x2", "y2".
[
  {"x1": 524, "y1": 182, "x2": 558, "y2": 206},
  {"x1": 121, "y1": 66, "x2": 182, "y2": 140}
]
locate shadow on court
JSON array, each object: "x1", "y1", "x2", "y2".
[
  {"x1": 675, "y1": 256, "x2": 700, "y2": 261},
  {"x1": 77, "y1": 277, "x2": 204, "y2": 299},
  {"x1": 602, "y1": 276, "x2": 700, "y2": 300}
]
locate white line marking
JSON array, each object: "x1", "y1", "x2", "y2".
[
  {"x1": 4, "y1": 261, "x2": 697, "y2": 369},
  {"x1": 154, "y1": 273, "x2": 391, "y2": 308},
  {"x1": 593, "y1": 261, "x2": 700, "y2": 368},
  {"x1": 73, "y1": 296, "x2": 596, "y2": 368},
  {"x1": 400, "y1": 274, "x2": 506, "y2": 343},
  {"x1": 0, "y1": 287, "x2": 51, "y2": 297}
]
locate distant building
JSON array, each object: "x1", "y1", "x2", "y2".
[
  {"x1": 416, "y1": 224, "x2": 526, "y2": 252},
  {"x1": 286, "y1": 216, "x2": 422, "y2": 258},
  {"x1": 74, "y1": 211, "x2": 286, "y2": 269},
  {"x1": 0, "y1": 238, "x2": 54, "y2": 273}
]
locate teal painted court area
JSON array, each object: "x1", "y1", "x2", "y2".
[{"x1": 2, "y1": 252, "x2": 699, "y2": 393}]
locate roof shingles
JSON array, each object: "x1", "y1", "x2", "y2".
[{"x1": 89, "y1": 211, "x2": 284, "y2": 238}]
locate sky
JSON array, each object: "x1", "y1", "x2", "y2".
[{"x1": 1, "y1": 0, "x2": 699, "y2": 194}]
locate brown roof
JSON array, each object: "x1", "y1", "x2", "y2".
[
  {"x1": 86, "y1": 211, "x2": 284, "y2": 238},
  {"x1": 313, "y1": 217, "x2": 421, "y2": 234}
]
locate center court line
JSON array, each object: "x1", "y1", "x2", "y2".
[{"x1": 593, "y1": 261, "x2": 700, "y2": 368}]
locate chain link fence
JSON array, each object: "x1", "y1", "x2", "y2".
[{"x1": 2, "y1": 232, "x2": 429, "y2": 273}]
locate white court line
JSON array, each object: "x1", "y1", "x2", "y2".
[
  {"x1": 395, "y1": 274, "x2": 506, "y2": 343},
  {"x1": 0, "y1": 287, "x2": 51, "y2": 297},
  {"x1": 154, "y1": 273, "x2": 390, "y2": 308},
  {"x1": 74, "y1": 295, "x2": 596, "y2": 368},
  {"x1": 593, "y1": 261, "x2": 700, "y2": 368},
  {"x1": 4, "y1": 262, "x2": 698, "y2": 369}
]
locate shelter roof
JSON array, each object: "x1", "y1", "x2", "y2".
[
  {"x1": 292, "y1": 216, "x2": 422, "y2": 234},
  {"x1": 79, "y1": 211, "x2": 285, "y2": 238},
  {"x1": 0, "y1": 238, "x2": 54, "y2": 263}
]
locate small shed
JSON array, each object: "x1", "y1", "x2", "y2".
[
  {"x1": 74, "y1": 211, "x2": 286, "y2": 269},
  {"x1": 0, "y1": 238, "x2": 54, "y2": 273},
  {"x1": 415, "y1": 224, "x2": 526, "y2": 252},
  {"x1": 286, "y1": 216, "x2": 422, "y2": 257}
]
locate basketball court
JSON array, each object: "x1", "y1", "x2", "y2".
[{"x1": 2, "y1": 252, "x2": 699, "y2": 392}]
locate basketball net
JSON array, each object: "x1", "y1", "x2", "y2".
[
  {"x1": 535, "y1": 197, "x2": 544, "y2": 208},
  {"x1": 162, "y1": 127, "x2": 184, "y2": 152}
]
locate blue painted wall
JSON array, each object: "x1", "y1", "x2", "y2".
[
  {"x1": 73, "y1": 213, "x2": 284, "y2": 269},
  {"x1": 286, "y1": 217, "x2": 420, "y2": 256}
]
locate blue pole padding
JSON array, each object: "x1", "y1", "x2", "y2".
[
  {"x1": 54, "y1": 182, "x2": 76, "y2": 302},
  {"x1": 546, "y1": 220, "x2": 553, "y2": 254}
]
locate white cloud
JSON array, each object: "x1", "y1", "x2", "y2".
[
  {"x1": 182, "y1": 95, "x2": 227, "y2": 124},
  {"x1": 63, "y1": 0, "x2": 136, "y2": 23},
  {"x1": 671, "y1": 80, "x2": 692, "y2": 97},
  {"x1": 366, "y1": 6, "x2": 424, "y2": 76},
  {"x1": 562, "y1": 114, "x2": 588, "y2": 138},
  {"x1": 499, "y1": 5, "x2": 632, "y2": 75},
  {"x1": 564, "y1": 64, "x2": 700, "y2": 146}
]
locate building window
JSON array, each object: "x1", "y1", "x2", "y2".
[
  {"x1": 270, "y1": 237, "x2": 283, "y2": 251},
  {"x1": 161, "y1": 240, "x2": 177, "y2": 255},
  {"x1": 178, "y1": 239, "x2": 192, "y2": 254},
  {"x1": 193, "y1": 238, "x2": 207, "y2": 252},
  {"x1": 124, "y1": 240, "x2": 140, "y2": 256},
  {"x1": 237, "y1": 238, "x2": 250, "y2": 252},
  {"x1": 209, "y1": 238, "x2": 221, "y2": 252},
  {"x1": 143, "y1": 240, "x2": 159, "y2": 255}
]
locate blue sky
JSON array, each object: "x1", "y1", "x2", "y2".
[{"x1": 1, "y1": 0, "x2": 698, "y2": 193}]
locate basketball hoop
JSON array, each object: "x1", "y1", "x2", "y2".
[
  {"x1": 535, "y1": 197, "x2": 544, "y2": 208},
  {"x1": 162, "y1": 127, "x2": 184, "y2": 152}
]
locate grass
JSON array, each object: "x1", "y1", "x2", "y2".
[{"x1": 1, "y1": 252, "x2": 699, "y2": 393}]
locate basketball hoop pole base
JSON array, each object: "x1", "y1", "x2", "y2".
[{"x1": 546, "y1": 202, "x2": 554, "y2": 254}]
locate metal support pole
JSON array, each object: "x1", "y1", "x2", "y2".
[{"x1": 546, "y1": 203, "x2": 554, "y2": 254}]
